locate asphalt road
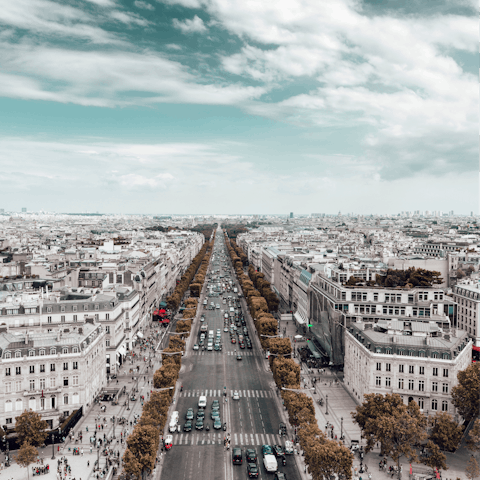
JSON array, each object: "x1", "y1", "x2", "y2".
[{"x1": 159, "y1": 232, "x2": 301, "y2": 480}]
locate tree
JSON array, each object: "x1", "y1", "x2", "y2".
[
  {"x1": 15, "y1": 410, "x2": 48, "y2": 447},
  {"x1": 451, "y1": 363, "x2": 480, "y2": 423},
  {"x1": 421, "y1": 440, "x2": 448, "y2": 476},
  {"x1": 125, "y1": 425, "x2": 159, "y2": 479},
  {"x1": 16, "y1": 442, "x2": 38, "y2": 480},
  {"x1": 305, "y1": 437, "x2": 354, "y2": 480},
  {"x1": 429, "y1": 412, "x2": 463, "y2": 452},
  {"x1": 466, "y1": 455, "x2": 480, "y2": 480},
  {"x1": 352, "y1": 394, "x2": 427, "y2": 477},
  {"x1": 467, "y1": 419, "x2": 480, "y2": 453},
  {"x1": 123, "y1": 447, "x2": 142, "y2": 478}
]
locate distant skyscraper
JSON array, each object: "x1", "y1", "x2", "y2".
[
  {"x1": 290, "y1": 212, "x2": 294, "y2": 218},
  {"x1": 21, "y1": 207, "x2": 26, "y2": 213}
]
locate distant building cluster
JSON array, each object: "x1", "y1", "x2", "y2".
[{"x1": 0, "y1": 213, "x2": 204, "y2": 430}]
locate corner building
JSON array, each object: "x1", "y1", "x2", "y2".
[{"x1": 344, "y1": 320, "x2": 472, "y2": 418}]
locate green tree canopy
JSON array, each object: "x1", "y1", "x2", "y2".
[
  {"x1": 451, "y1": 363, "x2": 480, "y2": 423},
  {"x1": 429, "y1": 412, "x2": 463, "y2": 452}
]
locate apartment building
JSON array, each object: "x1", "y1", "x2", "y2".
[
  {"x1": 344, "y1": 320, "x2": 472, "y2": 418},
  {"x1": 453, "y1": 281, "x2": 479, "y2": 347},
  {"x1": 309, "y1": 271, "x2": 457, "y2": 367},
  {"x1": 0, "y1": 320, "x2": 106, "y2": 430}
]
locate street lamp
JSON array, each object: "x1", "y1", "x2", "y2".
[
  {"x1": 96, "y1": 439, "x2": 100, "y2": 472},
  {"x1": 341, "y1": 417, "x2": 343, "y2": 440},
  {"x1": 325, "y1": 394, "x2": 329, "y2": 415}
]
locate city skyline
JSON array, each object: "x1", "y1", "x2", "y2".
[{"x1": 0, "y1": 0, "x2": 477, "y2": 214}]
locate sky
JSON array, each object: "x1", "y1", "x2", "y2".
[{"x1": 0, "y1": 0, "x2": 477, "y2": 215}]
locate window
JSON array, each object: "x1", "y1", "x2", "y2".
[
  {"x1": 72, "y1": 347, "x2": 78, "y2": 354},
  {"x1": 15, "y1": 351, "x2": 21, "y2": 358},
  {"x1": 29, "y1": 365, "x2": 35, "y2": 374},
  {"x1": 419, "y1": 366, "x2": 425, "y2": 375},
  {"x1": 63, "y1": 395, "x2": 69, "y2": 405},
  {"x1": 72, "y1": 362, "x2": 78, "y2": 370},
  {"x1": 443, "y1": 369, "x2": 449, "y2": 378},
  {"x1": 432, "y1": 381, "x2": 438, "y2": 392},
  {"x1": 50, "y1": 348, "x2": 56, "y2": 355},
  {"x1": 376, "y1": 363, "x2": 381, "y2": 371},
  {"x1": 433, "y1": 368, "x2": 438, "y2": 376},
  {"x1": 63, "y1": 348, "x2": 68, "y2": 355},
  {"x1": 408, "y1": 379, "x2": 414, "y2": 390},
  {"x1": 385, "y1": 377, "x2": 391, "y2": 387},
  {"x1": 50, "y1": 377, "x2": 56, "y2": 388},
  {"x1": 95, "y1": 305, "x2": 99, "y2": 311},
  {"x1": 409, "y1": 366, "x2": 414, "y2": 374},
  {"x1": 72, "y1": 375, "x2": 79, "y2": 386},
  {"x1": 442, "y1": 383, "x2": 449, "y2": 394},
  {"x1": 15, "y1": 380, "x2": 22, "y2": 392},
  {"x1": 106, "y1": 340, "x2": 110, "y2": 347},
  {"x1": 385, "y1": 363, "x2": 391, "y2": 372},
  {"x1": 432, "y1": 399, "x2": 438, "y2": 410},
  {"x1": 40, "y1": 350, "x2": 45, "y2": 356},
  {"x1": 63, "y1": 377, "x2": 68, "y2": 386},
  {"x1": 29, "y1": 379, "x2": 35, "y2": 391},
  {"x1": 5, "y1": 368, "x2": 11, "y2": 376},
  {"x1": 106, "y1": 314, "x2": 110, "y2": 320},
  {"x1": 5, "y1": 382, "x2": 12, "y2": 393},
  {"x1": 5, "y1": 417, "x2": 12, "y2": 423},
  {"x1": 376, "y1": 376, "x2": 381, "y2": 386},
  {"x1": 39, "y1": 378, "x2": 45, "y2": 389},
  {"x1": 29, "y1": 350, "x2": 35, "y2": 357},
  {"x1": 73, "y1": 306, "x2": 77, "y2": 312},
  {"x1": 418, "y1": 398, "x2": 424, "y2": 409},
  {"x1": 62, "y1": 362, "x2": 68, "y2": 371},
  {"x1": 40, "y1": 398, "x2": 45, "y2": 410},
  {"x1": 418, "y1": 380, "x2": 425, "y2": 391},
  {"x1": 47, "y1": 316, "x2": 52, "y2": 323},
  {"x1": 73, "y1": 315, "x2": 77, "y2": 322},
  {"x1": 61, "y1": 316, "x2": 65, "y2": 323},
  {"x1": 399, "y1": 364, "x2": 404, "y2": 373},
  {"x1": 40, "y1": 364, "x2": 45, "y2": 373},
  {"x1": 50, "y1": 364, "x2": 55, "y2": 372},
  {"x1": 105, "y1": 326, "x2": 110, "y2": 334},
  {"x1": 15, "y1": 367, "x2": 21, "y2": 375},
  {"x1": 442, "y1": 400, "x2": 448, "y2": 412},
  {"x1": 398, "y1": 378, "x2": 404, "y2": 389},
  {"x1": 4, "y1": 352, "x2": 11, "y2": 359}
]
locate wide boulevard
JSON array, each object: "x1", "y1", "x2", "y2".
[{"x1": 159, "y1": 230, "x2": 302, "y2": 480}]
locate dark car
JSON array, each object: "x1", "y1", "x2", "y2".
[
  {"x1": 237, "y1": 355, "x2": 242, "y2": 361},
  {"x1": 246, "y1": 448, "x2": 257, "y2": 463},
  {"x1": 195, "y1": 419, "x2": 204, "y2": 430},
  {"x1": 247, "y1": 342, "x2": 253, "y2": 349},
  {"x1": 247, "y1": 463, "x2": 259, "y2": 478},
  {"x1": 273, "y1": 445, "x2": 285, "y2": 457},
  {"x1": 185, "y1": 408, "x2": 194, "y2": 420},
  {"x1": 232, "y1": 447, "x2": 242, "y2": 465},
  {"x1": 183, "y1": 420, "x2": 192, "y2": 432},
  {"x1": 239, "y1": 343, "x2": 245, "y2": 349},
  {"x1": 196, "y1": 410, "x2": 205, "y2": 420},
  {"x1": 274, "y1": 473, "x2": 287, "y2": 480}
]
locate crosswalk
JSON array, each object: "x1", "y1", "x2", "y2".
[
  {"x1": 192, "y1": 351, "x2": 256, "y2": 356},
  {"x1": 179, "y1": 389, "x2": 274, "y2": 398},
  {"x1": 170, "y1": 431, "x2": 285, "y2": 447}
]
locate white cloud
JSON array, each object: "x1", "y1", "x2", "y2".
[
  {"x1": 172, "y1": 15, "x2": 207, "y2": 34},
  {"x1": 119, "y1": 173, "x2": 174, "y2": 188},
  {"x1": 134, "y1": 0, "x2": 155, "y2": 10},
  {"x1": 84, "y1": 0, "x2": 117, "y2": 6},
  {"x1": 109, "y1": 10, "x2": 149, "y2": 26},
  {"x1": 0, "y1": 42, "x2": 266, "y2": 107}
]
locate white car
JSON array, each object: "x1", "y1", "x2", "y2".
[
  {"x1": 232, "y1": 391, "x2": 240, "y2": 400},
  {"x1": 193, "y1": 344, "x2": 199, "y2": 350},
  {"x1": 164, "y1": 435, "x2": 173, "y2": 450},
  {"x1": 216, "y1": 304, "x2": 220, "y2": 309}
]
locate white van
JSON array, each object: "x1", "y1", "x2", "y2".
[
  {"x1": 169, "y1": 411, "x2": 179, "y2": 432},
  {"x1": 208, "y1": 330, "x2": 214, "y2": 339},
  {"x1": 198, "y1": 395, "x2": 207, "y2": 408}
]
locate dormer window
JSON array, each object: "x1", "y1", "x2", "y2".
[
  {"x1": 72, "y1": 347, "x2": 78, "y2": 353},
  {"x1": 95, "y1": 305, "x2": 99, "y2": 311},
  {"x1": 62, "y1": 348, "x2": 68, "y2": 355},
  {"x1": 39, "y1": 350, "x2": 45, "y2": 356},
  {"x1": 5, "y1": 352, "x2": 11, "y2": 359},
  {"x1": 61, "y1": 307, "x2": 65, "y2": 313},
  {"x1": 73, "y1": 306, "x2": 77, "y2": 312},
  {"x1": 47, "y1": 307, "x2": 52, "y2": 313},
  {"x1": 15, "y1": 351, "x2": 21, "y2": 358},
  {"x1": 84, "y1": 305, "x2": 88, "y2": 311},
  {"x1": 29, "y1": 350, "x2": 35, "y2": 357},
  {"x1": 50, "y1": 348, "x2": 56, "y2": 355}
]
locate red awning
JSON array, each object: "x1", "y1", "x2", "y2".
[
  {"x1": 162, "y1": 318, "x2": 170, "y2": 324},
  {"x1": 472, "y1": 345, "x2": 480, "y2": 352},
  {"x1": 159, "y1": 309, "x2": 166, "y2": 314}
]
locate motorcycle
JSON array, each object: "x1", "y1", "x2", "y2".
[{"x1": 282, "y1": 457, "x2": 287, "y2": 466}]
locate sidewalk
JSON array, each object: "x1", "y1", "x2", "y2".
[{"x1": 279, "y1": 317, "x2": 467, "y2": 480}]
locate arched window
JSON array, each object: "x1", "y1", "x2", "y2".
[
  {"x1": 50, "y1": 348, "x2": 56, "y2": 355},
  {"x1": 5, "y1": 352, "x2": 11, "y2": 359},
  {"x1": 15, "y1": 351, "x2": 21, "y2": 358},
  {"x1": 63, "y1": 395, "x2": 69, "y2": 405},
  {"x1": 431, "y1": 399, "x2": 438, "y2": 410},
  {"x1": 39, "y1": 350, "x2": 45, "y2": 356},
  {"x1": 29, "y1": 350, "x2": 35, "y2": 357},
  {"x1": 72, "y1": 347, "x2": 78, "y2": 353},
  {"x1": 62, "y1": 348, "x2": 68, "y2": 355},
  {"x1": 5, "y1": 400, "x2": 12, "y2": 412},
  {"x1": 442, "y1": 400, "x2": 448, "y2": 412}
]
